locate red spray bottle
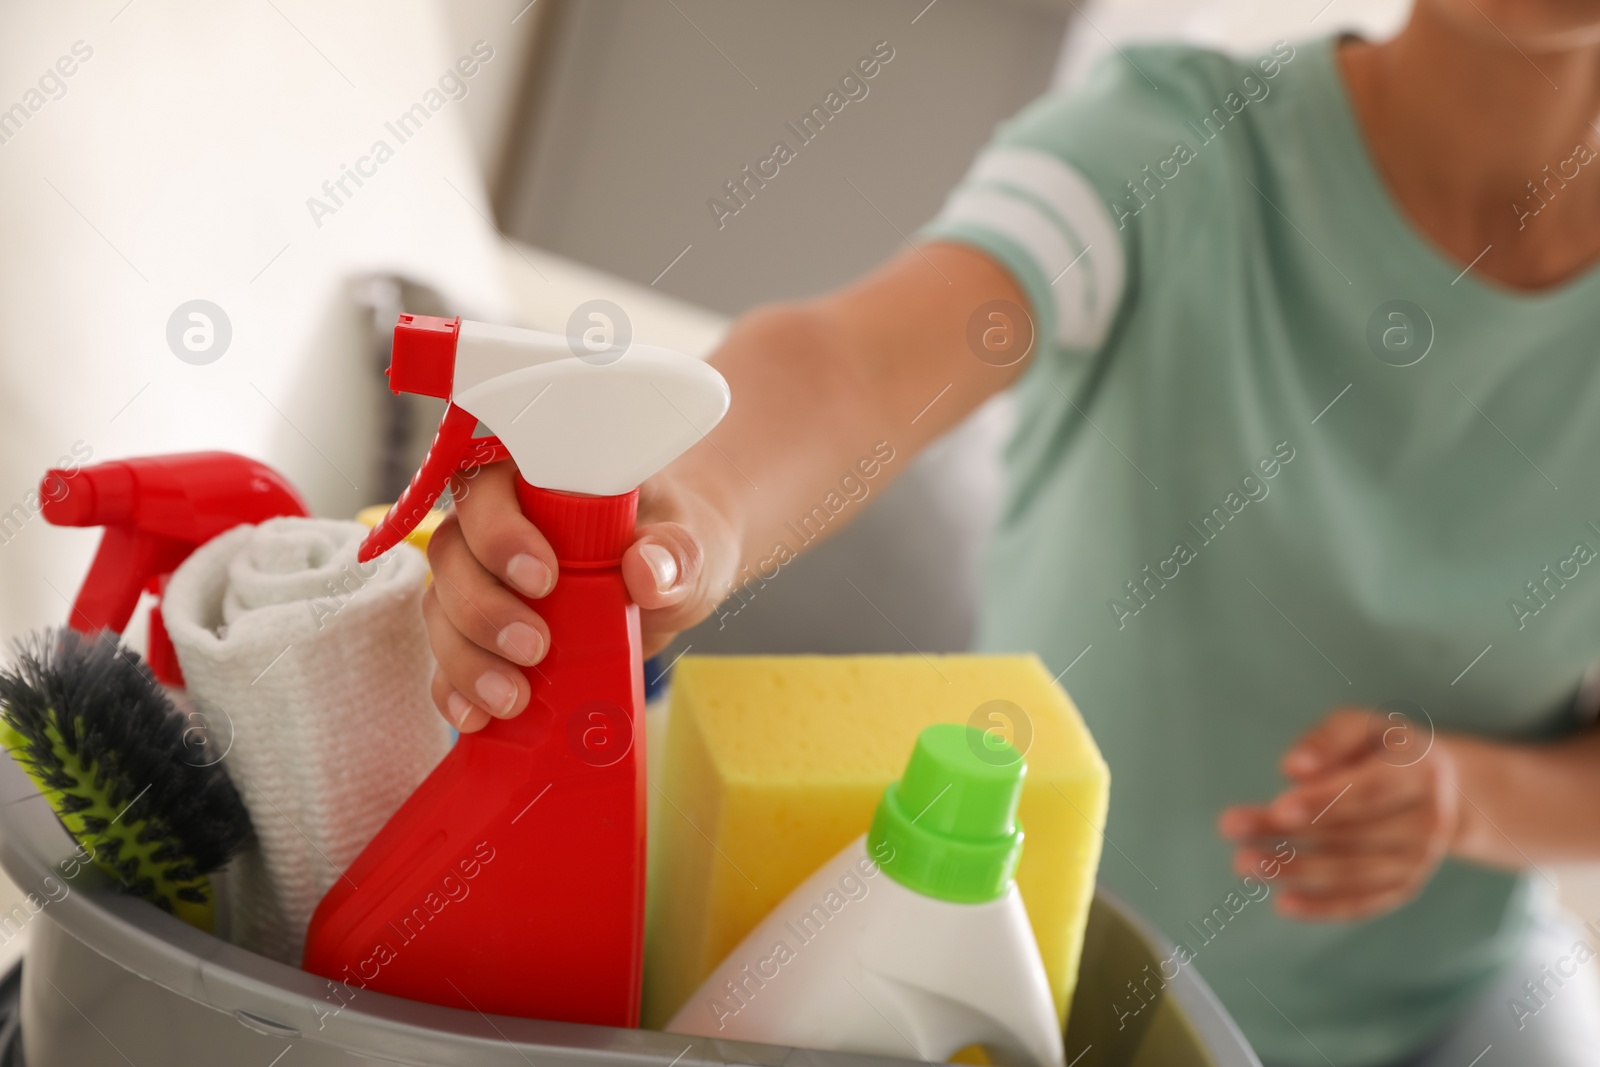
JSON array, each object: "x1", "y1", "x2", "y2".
[
  {"x1": 302, "y1": 315, "x2": 729, "y2": 1026},
  {"x1": 40, "y1": 452, "x2": 309, "y2": 685}
]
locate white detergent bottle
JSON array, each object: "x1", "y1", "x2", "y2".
[{"x1": 666, "y1": 723, "x2": 1065, "y2": 1067}]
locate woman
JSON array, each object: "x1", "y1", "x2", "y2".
[{"x1": 422, "y1": 3, "x2": 1600, "y2": 1064}]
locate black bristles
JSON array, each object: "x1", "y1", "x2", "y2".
[
  {"x1": 57, "y1": 793, "x2": 93, "y2": 815},
  {"x1": 0, "y1": 628, "x2": 254, "y2": 881}
]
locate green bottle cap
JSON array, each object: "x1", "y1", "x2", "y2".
[{"x1": 866, "y1": 723, "x2": 1025, "y2": 903}]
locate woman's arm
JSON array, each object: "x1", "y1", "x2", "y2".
[
  {"x1": 421, "y1": 241, "x2": 1032, "y2": 730},
  {"x1": 1219, "y1": 708, "x2": 1600, "y2": 921},
  {"x1": 656, "y1": 242, "x2": 1032, "y2": 602},
  {"x1": 1448, "y1": 725, "x2": 1600, "y2": 867}
]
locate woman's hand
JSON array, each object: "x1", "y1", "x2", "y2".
[
  {"x1": 420, "y1": 461, "x2": 737, "y2": 733},
  {"x1": 414, "y1": 242, "x2": 1036, "y2": 734},
  {"x1": 1218, "y1": 707, "x2": 1461, "y2": 922}
]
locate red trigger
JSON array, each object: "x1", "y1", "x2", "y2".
[
  {"x1": 358, "y1": 404, "x2": 475, "y2": 562},
  {"x1": 459, "y1": 434, "x2": 511, "y2": 471}
]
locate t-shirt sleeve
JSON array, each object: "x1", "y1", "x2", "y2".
[{"x1": 920, "y1": 47, "x2": 1232, "y2": 357}]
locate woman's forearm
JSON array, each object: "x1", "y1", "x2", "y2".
[
  {"x1": 668, "y1": 300, "x2": 897, "y2": 573},
  {"x1": 659, "y1": 243, "x2": 1032, "y2": 590},
  {"x1": 1447, "y1": 725, "x2": 1600, "y2": 867}
]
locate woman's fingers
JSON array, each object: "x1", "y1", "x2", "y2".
[
  {"x1": 426, "y1": 461, "x2": 737, "y2": 672},
  {"x1": 427, "y1": 512, "x2": 550, "y2": 668},
  {"x1": 450, "y1": 462, "x2": 559, "y2": 600},
  {"x1": 1219, "y1": 708, "x2": 1464, "y2": 925},
  {"x1": 623, "y1": 519, "x2": 720, "y2": 658},
  {"x1": 622, "y1": 521, "x2": 700, "y2": 608},
  {"x1": 1217, "y1": 804, "x2": 1275, "y2": 841},
  {"x1": 422, "y1": 584, "x2": 530, "y2": 727},
  {"x1": 1223, "y1": 766, "x2": 1455, "y2": 924},
  {"x1": 1287, "y1": 813, "x2": 1443, "y2": 855},
  {"x1": 1268, "y1": 760, "x2": 1422, "y2": 831},
  {"x1": 630, "y1": 473, "x2": 741, "y2": 656},
  {"x1": 1228, "y1": 834, "x2": 1429, "y2": 922},
  {"x1": 430, "y1": 666, "x2": 492, "y2": 733},
  {"x1": 1249, "y1": 840, "x2": 1423, "y2": 893},
  {"x1": 1281, "y1": 707, "x2": 1381, "y2": 778}
]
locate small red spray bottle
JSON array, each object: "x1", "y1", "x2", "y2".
[
  {"x1": 40, "y1": 452, "x2": 309, "y2": 685},
  {"x1": 302, "y1": 315, "x2": 729, "y2": 1026}
]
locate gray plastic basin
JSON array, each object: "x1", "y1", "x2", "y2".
[{"x1": 0, "y1": 754, "x2": 1257, "y2": 1067}]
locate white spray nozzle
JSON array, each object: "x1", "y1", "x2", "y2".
[{"x1": 451, "y1": 320, "x2": 730, "y2": 496}]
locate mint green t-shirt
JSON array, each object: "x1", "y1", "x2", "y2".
[{"x1": 924, "y1": 37, "x2": 1600, "y2": 1067}]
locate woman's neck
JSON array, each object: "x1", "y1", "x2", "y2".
[{"x1": 1342, "y1": 5, "x2": 1600, "y2": 289}]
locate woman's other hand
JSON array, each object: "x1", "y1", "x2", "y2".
[{"x1": 1218, "y1": 707, "x2": 1461, "y2": 922}]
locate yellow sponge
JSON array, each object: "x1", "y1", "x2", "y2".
[{"x1": 643, "y1": 654, "x2": 1109, "y2": 1030}]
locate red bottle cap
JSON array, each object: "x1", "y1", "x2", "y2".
[{"x1": 515, "y1": 481, "x2": 637, "y2": 567}]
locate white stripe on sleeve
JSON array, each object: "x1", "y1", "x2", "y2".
[{"x1": 940, "y1": 148, "x2": 1126, "y2": 350}]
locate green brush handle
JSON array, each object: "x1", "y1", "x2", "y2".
[{"x1": 0, "y1": 720, "x2": 216, "y2": 932}]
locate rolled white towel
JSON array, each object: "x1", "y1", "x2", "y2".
[{"x1": 163, "y1": 517, "x2": 451, "y2": 965}]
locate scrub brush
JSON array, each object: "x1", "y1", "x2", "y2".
[{"x1": 0, "y1": 628, "x2": 254, "y2": 932}]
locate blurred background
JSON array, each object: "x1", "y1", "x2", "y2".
[
  {"x1": 6, "y1": 0, "x2": 1598, "y2": 964},
  {"x1": 0, "y1": 0, "x2": 1408, "y2": 660}
]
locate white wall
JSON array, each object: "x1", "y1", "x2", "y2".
[
  {"x1": 0, "y1": 1, "x2": 510, "y2": 644},
  {"x1": 436, "y1": 0, "x2": 542, "y2": 182}
]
